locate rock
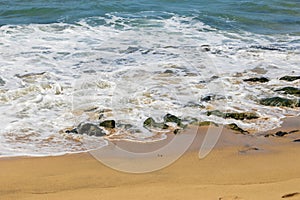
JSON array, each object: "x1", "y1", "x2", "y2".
[
  {"x1": 77, "y1": 123, "x2": 106, "y2": 136},
  {"x1": 15, "y1": 72, "x2": 46, "y2": 79},
  {"x1": 163, "y1": 69, "x2": 174, "y2": 74},
  {"x1": 0, "y1": 77, "x2": 5, "y2": 86},
  {"x1": 200, "y1": 44, "x2": 210, "y2": 52},
  {"x1": 279, "y1": 75, "x2": 300, "y2": 82},
  {"x1": 219, "y1": 195, "x2": 243, "y2": 200},
  {"x1": 227, "y1": 123, "x2": 249, "y2": 134},
  {"x1": 65, "y1": 128, "x2": 78, "y2": 134},
  {"x1": 282, "y1": 192, "x2": 300, "y2": 198},
  {"x1": 250, "y1": 67, "x2": 267, "y2": 74},
  {"x1": 275, "y1": 131, "x2": 289, "y2": 137},
  {"x1": 243, "y1": 77, "x2": 269, "y2": 83},
  {"x1": 207, "y1": 110, "x2": 259, "y2": 120},
  {"x1": 275, "y1": 87, "x2": 300, "y2": 96},
  {"x1": 163, "y1": 113, "x2": 182, "y2": 127},
  {"x1": 260, "y1": 97, "x2": 299, "y2": 108},
  {"x1": 239, "y1": 146, "x2": 260, "y2": 154},
  {"x1": 293, "y1": 139, "x2": 300, "y2": 142},
  {"x1": 99, "y1": 120, "x2": 115, "y2": 129},
  {"x1": 201, "y1": 94, "x2": 225, "y2": 102},
  {"x1": 143, "y1": 117, "x2": 168, "y2": 129},
  {"x1": 120, "y1": 46, "x2": 139, "y2": 54},
  {"x1": 191, "y1": 121, "x2": 219, "y2": 127},
  {"x1": 173, "y1": 129, "x2": 181, "y2": 135},
  {"x1": 184, "y1": 102, "x2": 204, "y2": 109}
]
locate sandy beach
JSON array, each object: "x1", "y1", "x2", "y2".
[{"x1": 0, "y1": 117, "x2": 299, "y2": 200}]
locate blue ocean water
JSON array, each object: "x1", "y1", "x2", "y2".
[
  {"x1": 1, "y1": 0, "x2": 300, "y2": 35},
  {"x1": 0, "y1": 1, "x2": 299, "y2": 156}
]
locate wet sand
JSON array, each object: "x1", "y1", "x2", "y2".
[{"x1": 0, "y1": 117, "x2": 299, "y2": 200}]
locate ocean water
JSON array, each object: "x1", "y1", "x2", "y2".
[{"x1": 0, "y1": 0, "x2": 299, "y2": 157}]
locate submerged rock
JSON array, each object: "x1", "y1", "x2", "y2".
[
  {"x1": 201, "y1": 94, "x2": 226, "y2": 102},
  {"x1": 99, "y1": 120, "x2": 115, "y2": 129},
  {"x1": 275, "y1": 87, "x2": 300, "y2": 96},
  {"x1": 259, "y1": 97, "x2": 299, "y2": 108},
  {"x1": 143, "y1": 117, "x2": 168, "y2": 129},
  {"x1": 243, "y1": 77, "x2": 269, "y2": 83},
  {"x1": 15, "y1": 72, "x2": 46, "y2": 79},
  {"x1": 163, "y1": 69, "x2": 174, "y2": 74},
  {"x1": 0, "y1": 77, "x2": 5, "y2": 86},
  {"x1": 227, "y1": 123, "x2": 249, "y2": 134},
  {"x1": 77, "y1": 123, "x2": 106, "y2": 137},
  {"x1": 207, "y1": 110, "x2": 259, "y2": 120},
  {"x1": 279, "y1": 75, "x2": 300, "y2": 82}
]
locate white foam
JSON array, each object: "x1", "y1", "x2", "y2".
[{"x1": 0, "y1": 14, "x2": 299, "y2": 157}]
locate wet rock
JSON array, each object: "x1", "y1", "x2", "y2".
[
  {"x1": 173, "y1": 129, "x2": 181, "y2": 135},
  {"x1": 260, "y1": 97, "x2": 299, "y2": 108},
  {"x1": 201, "y1": 94, "x2": 225, "y2": 102},
  {"x1": 77, "y1": 123, "x2": 106, "y2": 137},
  {"x1": 265, "y1": 130, "x2": 299, "y2": 138},
  {"x1": 191, "y1": 121, "x2": 219, "y2": 127},
  {"x1": 65, "y1": 128, "x2": 78, "y2": 134},
  {"x1": 239, "y1": 146, "x2": 260, "y2": 154},
  {"x1": 243, "y1": 77, "x2": 269, "y2": 83},
  {"x1": 207, "y1": 110, "x2": 259, "y2": 120},
  {"x1": 83, "y1": 69, "x2": 96, "y2": 74},
  {"x1": 275, "y1": 131, "x2": 289, "y2": 137},
  {"x1": 15, "y1": 72, "x2": 46, "y2": 79},
  {"x1": 184, "y1": 102, "x2": 204, "y2": 109},
  {"x1": 227, "y1": 123, "x2": 249, "y2": 134},
  {"x1": 279, "y1": 75, "x2": 300, "y2": 82},
  {"x1": 0, "y1": 77, "x2": 5, "y2": 86},
  {"x1": 143, "y1": 117, "x2": 168, "y2": 129},
  {"x1": 275, "y1": 87, "x2": 300, "y2": 97},
  {"x1": 250, "y1": 67, "x2": 267, "y2": 74},
  {"x1": 163, "y1": 69, "x2": 174, "y2": 74},
  {"x1": 99, "y1": 120, "x2": 115, "y2": 129},
  {"x1": 163, "y1": 113, "x2": 182, "y2": 127},
  {"x1": 210, "y1": 75, "x2": 219, "y2": 80},
  {"x1": 282, "y1": 192, "x2": 300, "y2": 198},
  {"x1": 120, "y1": 46, "x2": 140, "y2": 54},
  {"x1": 200, "y1": 44, "x2": 210, "y2": 52}
]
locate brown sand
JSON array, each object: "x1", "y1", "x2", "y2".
[{"x1": 0, "y1": 117, "x2": 299, "y2": 200}]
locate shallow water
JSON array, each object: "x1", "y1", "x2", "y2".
[{"x1": 0, "y1": 1, "x2": 299, "y2": 157}]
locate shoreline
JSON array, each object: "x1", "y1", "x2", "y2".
[
  {"x1": 1, "y1": 115, "x2": 299, "y2": 160},
  {"x1": 0, "y1": 116, "x2": 299, "y2": 199}
]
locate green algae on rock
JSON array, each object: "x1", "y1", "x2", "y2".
[
  {"x1": 260, "y1": 97, "x2": 299, "y2": 108},
  {"x1": 143, "y1": 117, "x2": 168, "y2": 129},
  {"x1": 275, "y1": 87, "x2": 300, "y2": 97},
  {"x1": 77, "y1": 123, "x2": 106, "y2": 137},
  {"x1": 207, "y1": 110, "x2": 259, "y2": 120},
  {"x1": 227, "y1": 123, "x2": 249, "y2": 134},
  {"x1": 99, "y1": 120, "x2": 116, "y2": 129}
]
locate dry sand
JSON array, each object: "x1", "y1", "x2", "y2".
[{"x1": 0, "y1": 117, "x2": 299, "y2": 200}]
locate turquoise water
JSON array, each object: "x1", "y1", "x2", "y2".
[
  {"x1": 0, "y1": 1, "x2": 299, "y2": 156},
  {"x1": 1, "y1": 0, "x2": 300, "y2": 35}
]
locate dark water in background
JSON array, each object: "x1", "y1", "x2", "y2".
[{"x1": 1, "y1": 0, "x2": 300, "y2": 35}]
